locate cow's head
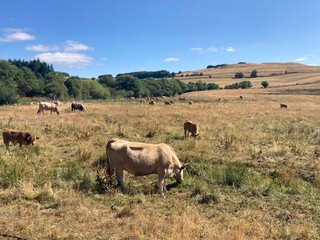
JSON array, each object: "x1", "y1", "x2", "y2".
[
  {"x1": 173, "y1": 163, "x2": 189, "y2": 183},
  {"x1": 54, "y1": 107, "x2": 60, "y2": 115},
  {"x1": 26, "y1": 134, "x2": 40, "y2": 145}
]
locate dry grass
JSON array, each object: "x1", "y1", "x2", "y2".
[{"x1": 1, "y1": 81, "x2": 320, "y2": 239}]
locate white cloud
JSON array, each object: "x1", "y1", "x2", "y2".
[
  {"x1": 295, "y1": 57, "x2": 307, "y2": 62},
  {"x1": 225, "y1": 47, "x2": 235, "y2": 52},
  {"x1": 190, "y1": 47, "x2": 203, "y2": 52},
  {"x1": 64, "y1": 40, "x2": 91, "y2": 52},
  {"x1": 163, "y1": 57, "x2": 180, "y2": 62},
  {"x1": 35, "y1": 52, "x2": 93, "y2": 68},
  {"x1": 0, "y1": 28, "x2": 35, "y2": 42},
  {"x1": 26, "y1": 44, "x2": 58, "y2": 52},
  {"x1": 191, "y1": 47, "x2": 218, "y2": 53}
]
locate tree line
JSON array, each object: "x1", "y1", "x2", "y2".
[{"x1": 0, "y1": 60, "x2": 220, "y2": 105}]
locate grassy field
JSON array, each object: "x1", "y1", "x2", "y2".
[{"x1": 1, "y1": 65, "x2": 320, "y2": 239}]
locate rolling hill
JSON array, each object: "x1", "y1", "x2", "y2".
[{"x1": 175, "y1": 62, "x2": 320, "y2": 91}]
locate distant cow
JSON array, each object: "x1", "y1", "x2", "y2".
[
  {"x1": 188, "y1": 101, "x2": 193, "y2": 105},
  {"x1": 165, "y1": 101, "x2": 172, "y2": 105},
  {"x1": 71, "y1": 102, "x2": 86, "y2": 112},
  {"x1": 240, "y1": 96, "x2": 243, "y2": 100},
  {"x1": 280, "y1": 103, "x2": 288, "y2": 109},
  {"x1": 106, "y1": 139, "x2": 188, "y2": 195},
  {"x1": 149, "y1": 100, "x2": 155, "y2": 105},
  {"x1": 3, "y1": 129, "x2": 39, "y2": 155},
  {"x1": 184, "y1": 120, "x2": 200, "y2": 139},
  {"x1": 37, "y1": 102, "x2": 59, "y2": 115}
]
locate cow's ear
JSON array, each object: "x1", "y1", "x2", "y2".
[{"x1": 180, "y1": 163, "x2": 189, "y2": 170}]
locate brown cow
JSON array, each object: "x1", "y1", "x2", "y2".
[
  {"x1": 3, "y1": 129, "x2": 39, "y2": 155},
  {"x1": 149, "y1": 100, "x2": 155, "y2": 105},
  {"x1": 106, "y1": 139, "x2": 188, "y2": 196},
  {"x1": 71, "y1": 102, "x2": 86, "y2": 111},
  {"x1": 184, "y1": 120, "x2": 200, "y2": 139},
  {"x1": 37, "y1": 102, "x2": 60, "y2": 115},
  {"x1": 280, "y1": 103, "x2": 288, "y2": 109},
  {"x1": 165, "y1": 101, "x2": 172, "y2": 105}
]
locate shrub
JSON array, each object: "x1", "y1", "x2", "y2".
[
  {"x1": 250, "y1": 70, "x2": 258, "y2": 78},
  {"x1": 261, "y1": 81, "x2": 269, "y2": 88},
  {"x1": 235, "y1": 72, "x2": 244, "y2": 78}
]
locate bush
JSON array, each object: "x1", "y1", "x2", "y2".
[
  {"x1": 250, "y1": 70, "x2": 258, "y2": 78},
  {"x1": 261, "y1": 81, "x2": 269, "y2": 88},
  {"x1": 207, "y1": 83, "x2": 219, "y2": 90},
  {"x1": 224, "y1": 81, "x2": 252, "y2": 89},
  {"x1": 235, "y1": 72, "x2": 244, "y2": 78}
]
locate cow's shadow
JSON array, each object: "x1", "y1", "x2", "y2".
[
  {"x1": 165, "y1": 182, "x2": 180, "y2": 191},
  {"x1": 143, "y1": 182, "x2": 180, "y2": 195}
]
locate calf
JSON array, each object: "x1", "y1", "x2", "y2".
[
  {"x1": 184, "y1": 120, "x2": 200, "y2": 139},
  {"x1": 3, "y1": 129, "x2": 39, "y2": 155},
  {"x1": 106, "y1": 139, "x2": 188, "y2": 195}
]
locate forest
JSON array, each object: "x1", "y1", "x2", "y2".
[{"x1": 0, "y1": 60, "x2": 219, "y2": 105}]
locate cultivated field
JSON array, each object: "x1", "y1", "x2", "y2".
[{"x1": 1, "y1": 66, "x2": 320, "y2": 239}]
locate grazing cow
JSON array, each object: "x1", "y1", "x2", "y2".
[
  {"x1": 71, "y1": 102, "x2": 86, "y2": 112},
  {"x1": 37, "y1": 102, "x2": 59, "y2": 115},
  {"x1": 165, "y1": 101, "x2": 172, "y2": 105},
  {"x1": 149, "y1": 100, "x2": 155, "y2": 105},
  {"x1": 184, "y1": 120, "x2": 200, "y2": 139},
  {"x1": 280, "y1": 103, "x2": 288, "y2": 109},
  {"x1": 106, "y1": 139, "x2": 188, "y2": 195},
  {"x1": 3, "y1": 129, "x2": 39, "y2": 155}
]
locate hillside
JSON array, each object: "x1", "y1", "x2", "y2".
[{"x1": 176, "y1": 62, "x2": 320, "y2": 90}]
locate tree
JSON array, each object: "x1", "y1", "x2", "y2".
[
  {"x1": 44, "y1": 72, "x2": 68, "y2": 99},
  {"x1": 235, "y1": 72, "x2": 244, "y2": 78},
  {"x1": 116, "y1": 75, "x2": 143, "y2": 98},
  {"x1": 65, "y1": 77, "x2": 84, "y2": 99},
  {"x1": 0, "y1": 82, "x2": 18, "y2": 105},
  {"x1": 261, "y1": 81, "x2": 269, "y2": 88},
  {"x1": 250, "y1": 70, "x2": 258, "y2": 78},
  {"x1": 84, "y1": 80, "x2": 110, "y2": 99}
]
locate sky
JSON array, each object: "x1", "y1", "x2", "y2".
[{"x1": 1, "y1": 0, "x2": 320, "y2": 78}]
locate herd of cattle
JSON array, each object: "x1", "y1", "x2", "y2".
[
  {"x1": 2, "y1": 100, "x2": 200, "y2": 195},
  {"x1": 2, "y1": 97, "x2": 289, "y2": 195}
]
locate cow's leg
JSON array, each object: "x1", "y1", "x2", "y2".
[
  {"x1": 37, "y1": 109, "x2": 41, "y2": 114},
  {"x1": 184, "y1": 129, "x2": 187, "y2": 138},
  {"x1": 5, "y1": 143, "x2": 11, "y2": 155},
  {"x1": 158, "y1": 172, "x2": 166, "y2": 196},
  {"x1": 115, "y1": 169, "x2": 126, "y2": 193},
  {"x1": 105, "y1": 158, "x2": 114, "y2": 187}
]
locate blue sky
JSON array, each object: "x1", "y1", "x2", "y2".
[{"x1": 1, "y1": 0, "x2": 320, "y2": 78}]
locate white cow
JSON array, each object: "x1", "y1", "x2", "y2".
[
  {"x1": 37, "y1": 102, "x2": 60, "y2": 115},
  {"x1": 106, "y1": 139, "x2": 188, "y2": 195}
]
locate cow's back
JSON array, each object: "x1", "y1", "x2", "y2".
[{"x1": 106, "y1": 139, "x2": 178, "y2": 176}]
